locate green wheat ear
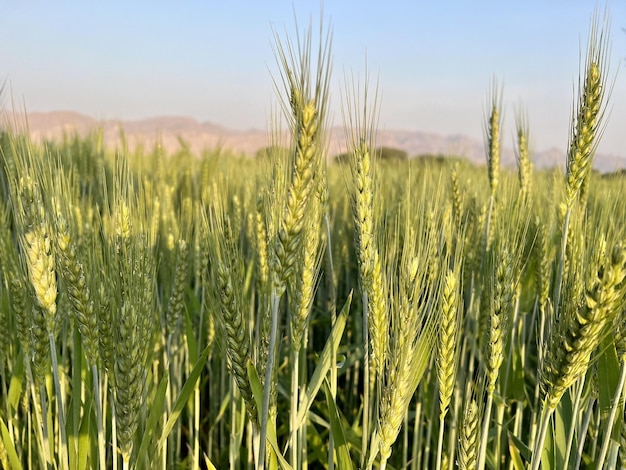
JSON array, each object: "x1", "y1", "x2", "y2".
[
  {"x1": 270, "y1": 24, "x2": 331, "y2": 297},
  {"x1": 564, "y1": 14, "x2": 611, "y2": 209},
  {"x1": 343, "y1": 75, "x2": 389, "y2": 379},
  {"x1": 485, "y1": 81, "x2": 503, "y2": 197},
  {"x1": 542, "y1": 242, "x2": 626, "y2": 410},
  {"x1": 205, "y1": 202, "x2": 257, "y2": 421},
  {"x1": 459, "y1": 399, "x2": 479, "y2": 470},
  {"x1": 514, "y1": 105, "x2": 533, "y2": 198}
]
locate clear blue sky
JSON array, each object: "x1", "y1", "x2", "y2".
[{"x1": 1, "y1": 1, "x2": 625, "y2": 157}]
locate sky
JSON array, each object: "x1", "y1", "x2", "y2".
[{"x1": 1, "y1": 1, "x2": 625, "y2": 157}]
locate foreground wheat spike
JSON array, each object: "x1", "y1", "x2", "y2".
[
  {"x1": 475, "y1": 246, "x2": 516, "y2": 470},
  {"x1": 272, "y1": 93, "x2": 322, "y2": 294},
  {"x1": 206, "y1": 206, "x2": 256, "y2": 420},
  {"x1": 378, "y1": 320, "x2": 436, "y2": 468},
  {"x1": 102, "y1": 161, "x2": 158, "y2": 466},
  {"x1": 258, "y1": 21, "x2": 331, "y2": 468},
  {"x1": 564, "y1": 20, "x2": 609, "y2": 209},
  {"x1": 54, "y1": 202, "x2": 107, "y2": 470},
  {"x1": 487, "y1": 248, "x2": 515, "y2": 394},
  {"x1": 437, "y1": 269, "x2": 460, "y2": 421},
  {"x1": 342, "y1": 78, "x2": 390, "y2": 468},
  {"x1": 550, "y1": 13, "x2": 611, "y2": 374},
  {"x1": 0, "y1": 220, "x2": 33, "y2": 365},
  {"x1": 55, "y1": 210, "x2": 99, "y2": 366},
  {"x1": 270, "y1": 31, "x2": 332, "y2": 276},
  {"x1": 531, "y1": 242, "x2": 626, "y2": 470},
  {"x1": 542, "y1": 243, "x2": 626, "y2": 409},
  {"x1": 353, "y1": 138, "x2": 388, "y2": 377},
  {"x1": 344, "y1": 88, "x2": 389, "y2": 378},
  {"x1": 459, "y1": 399, "x2": 479, "y2": 470},
  {"x1": 253, "y1": 195, "x2": 272, "y2": 375},
  {"x1": 114, "y1": 231, "x2": 157, "y2": 464},
  {"x1": 215, "y1": 260, "x2": 256, "y2": 419},
  {"x1": 435, "y1": 266, "x2": 460, "y2": 470},
  {"x1": 115, "y1": 301, "x2": 143, "y2": 463},
  {"x1": 289, "y1": 197, "x2": 321, "y2": 352},
  {"x1": 377, "y1": 220, "x2": 440, "y2": 469},
  {"x1": 20, "y1": 178, "x2": 59, "y2": 336},
  {"x1": 287, "y1": 185, "x2": 323, "y2": 468}
]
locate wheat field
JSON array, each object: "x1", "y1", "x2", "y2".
[{"x1": 0, "y1": 10, "x2": 625, "y2": 470}]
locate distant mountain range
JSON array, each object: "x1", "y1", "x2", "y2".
[{"x1": 2, "y1": 110, "x2": 625, "y2": 172}]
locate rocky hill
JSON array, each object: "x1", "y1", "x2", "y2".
[{"x1": 2, "y1": 110, "x2": 624, "y2": 172}]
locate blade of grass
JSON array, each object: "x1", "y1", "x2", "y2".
[
  {"x1": 553, "y1": 394, "x2": 571, "y2": 469},
  {"x1": 323, "y1": 378, "x2": 353, "y2": 469},
  {"x1": 596, "y1": 338, "x2": 626, "y2": 469},
  {"x1": 508, "y1": 430, "x2": 532, "y2": 463},
  {"x1": 204, "y1": 454, "x2": 218, "y2": 470},
  {"x1": 184, "y1": 305, "x2": 199, "y2": 361},
  {"x1": 66, "y1": 396, "x2": 77, "y2": 470},
  {"x1": 597, "y1": 335, "x2": 620, "y2": 420},
  {"x1": 0, "y1": 416, "x2": 22, "y2": 470},
  {"x1": 135, "y1": 372, "x2": 169, "y2": 465},
  {"x1": 507, "y1": 432, "x2": 526, "y2": 470},
  {"x1": 7, "y1": 350, "x2": 24, "y2": 414},
  {"x1": 247, "y1": 360, "x2": 293, "y2": 470},
  {"x1": 78, "y1": 400, "x2": 92, "y2": 470},
  {"x1": 296, "y1": 291, "x2": 352, "y2": 425},
  {"x1": 541, "y1": 413, "x2": 555, "y2": 470},
  {"x1": 158, "y1": 345, "x2": 209, "y2": 449}
]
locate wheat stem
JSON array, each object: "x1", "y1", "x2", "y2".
[
  {"x1": 92, "y1": 364, "x2": 106, "y2": 470},
  {"x1": 477, "y1": 392, "x2": 493, "y2": 470},
  {"x1": 290, "y1": 349, "x2": 300, "y2": 468},
  {"x1": 436, "y1": 417, "x2": 446, "y2": 470},
  {"x1": 323, "y1": 208, "x2": 338, "y2": 470},
  {"x1": 562, "y1": 380, "x2": 585, "y2": 469},
  {"x1": 49, "y1": 333, "x2": 69, "y2": 470},
  {"x1": 573, "y1": 397, "x2": 596, "y2": 470},
  {"x1": 531, "y1": 407, "x2": 553, "y2": 470}
]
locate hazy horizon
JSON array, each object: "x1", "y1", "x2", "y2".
[{"x1": 1, "y1": 1, "x2": 625, "y2": 157}]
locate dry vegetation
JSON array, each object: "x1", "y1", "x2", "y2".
[{"x1": 0, "y1": 10, "x2": 625, "y2": 470}]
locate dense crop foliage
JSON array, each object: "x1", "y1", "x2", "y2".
[{"x1": 0, "y1": 11, "x2": 625, "y2": 470}]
